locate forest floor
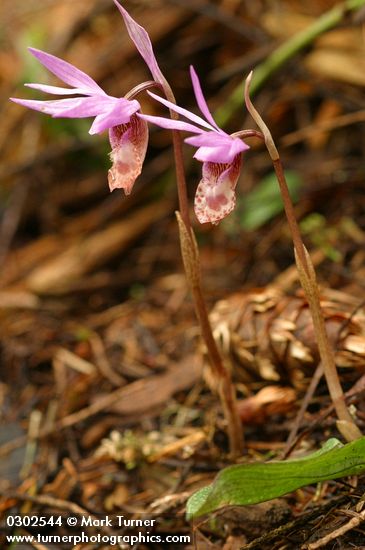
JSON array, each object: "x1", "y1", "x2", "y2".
[{"x1": 1, "y1": 1, "x2": 365, "y2": 548}]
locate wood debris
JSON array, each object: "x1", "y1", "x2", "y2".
[
  {"x1": 210, "y1": 287, "x2": 365, "y2": 386},
  {"x1": 1, "y1": 1, "x2": 365, "y2": 549}
]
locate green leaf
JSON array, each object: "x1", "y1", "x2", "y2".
[
  {"x1": 299, "y1": 213, "x2": 342, "y2": 262},
  {"x1": 239, "y1": 170, "x2": 302, "y2": 231},
  {"x1": 187, "y1": 437, "x2": 365, "y2": 518}
]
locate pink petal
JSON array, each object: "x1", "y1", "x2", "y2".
[
  {"x1": 11, "y1": 94, "x2": 140, "y2": 134},
  {"x1": 189, "y1": 66, "x2": 221, "y2": 132},
  {"x1": 9, "y1": 96, "x2": 96, "y2": 116},
  {"x1": 25, "y1": 83, "x2": 91, "y2": 95},
  {"x1": 108, "y1": 114, "x2": 149, "y2": 195},
  {"x1": 194, "y1": 154, "x2": 242, "y2": 224},
  {"x1": 185, "y1": 132, "x2": 231, "y2": 148},
  {"x1": 189, "y1": 135, "x2": 249, "y2": 163},
  {"x1": 52, "y1": 96, "x2": 119, "y2": 118},
  {"x1": 88, "y1": 98, "x2": 140, "y2": 134},
  {"x1": 138, "y1": 112, "x2": 205, "y2": 135},
  {"x1": 28, "y1": 48, "x2": 104, "y2": 94},
  {"x1": 193, "y1": 145, "x2": 238, "y2": 163},
  {"x1": 113, "y1": 1, "x2": 168, "y2": 89},
  {"x1": 147, "y1": 91, "x2": 216, "y2": 131},
  {"x1": 191, "y1": 138, "x2": 248, "y2": 164}
]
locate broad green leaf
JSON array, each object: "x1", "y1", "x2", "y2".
[
  {"x1": 187, "y1": 437, "x2": 365, "y2": 518},
  {"x1": 239, "y1": 170, "x2": 302, "y2": 231}
]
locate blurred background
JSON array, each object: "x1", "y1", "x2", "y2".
[
  {"x1": 2, "y1": 0, "x2": 365, "y2": 295},
  {"x1": 1, "y1": 0, "x2": 365, "y2": 547}
]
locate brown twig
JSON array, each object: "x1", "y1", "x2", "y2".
[
  {"x1": 283, "y1": 376, "x2": 365, "y2": 458},
  {"x1": 283, "y1": 362, "x2": 324, "y2": 458},
  {"x1": 305, "y1": 506, "x2": 365, "y2": 549},
  {"x1": 89, "y1": 332, "x2": 126, "y2": 387},
  {"x1": 282, "y1": 109, "x2": 365, "y2": 147},
  {"x1": 1, "y1": 491, "x2": 92, "y2": 516}
]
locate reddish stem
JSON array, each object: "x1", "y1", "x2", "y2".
[{"x1": 160, "y1": 82, "x2": 244, "y2": 456}]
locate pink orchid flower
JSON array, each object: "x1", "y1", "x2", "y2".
[
  {"x1": 10, "y1": 47, "x2": 148, "y2": 195},
  {"x1": 112, "y1": 0, "x2": 169, "y2": 92},
  {"x1": 139, "y1": 66, "x2": 250, "y2": 224}
]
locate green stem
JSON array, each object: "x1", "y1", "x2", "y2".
[{"x1": 215, "y1": 0, "x2": 365, "y2": 126}]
